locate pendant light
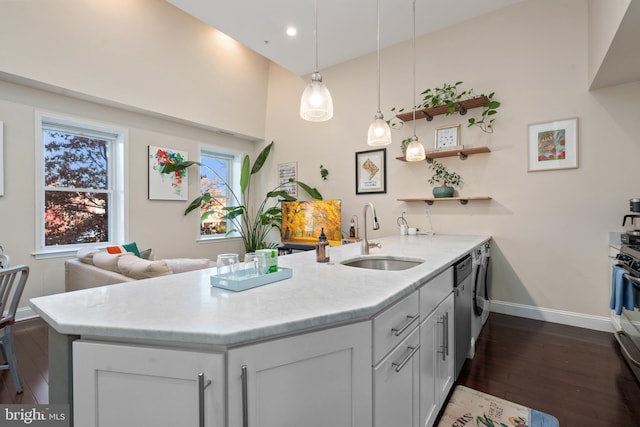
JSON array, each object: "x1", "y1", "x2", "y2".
[
  {"x1": 367, "y1": 0, "x2": 392, "y2": 146},
  {"x1": 300, "y1": 0, "x2": 333, "y2": 122},
  {"x1": 405, "y1": 0, "x2": 426, "y2": 162}
]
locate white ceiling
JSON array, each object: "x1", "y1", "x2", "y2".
[{"x1": 167, "y1": 0, "x2": 524, "y2": 76}]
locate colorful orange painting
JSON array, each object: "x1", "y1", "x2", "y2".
[{"x1": 281, "y1": 200, "x2": 341, "y2": 246}]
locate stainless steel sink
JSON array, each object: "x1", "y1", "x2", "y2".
[{"x1": 340, "y1": 256, "x2": 424, "y2": 271}]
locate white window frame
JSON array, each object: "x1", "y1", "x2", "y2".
[
  {"x1": 34, "y1": 111, "x2": 127, "y2": 259},
  {"x1": 198, "y1": 145, "x2": 242, "y2": 241}
]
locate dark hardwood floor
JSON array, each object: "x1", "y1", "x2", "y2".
[
  {"x1": 0, "y1": 318, "x2": 49, "y2": 403},
  {"x1": 455, "y1": 313, "x2": 640, "y2": 426},
  {"x1": 1, "y1": 314, "x2": 638, "y2": 426}
]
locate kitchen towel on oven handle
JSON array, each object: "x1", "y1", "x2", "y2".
[{"x1": 610, "y1": 265, "x2": 637, "y2": 315}]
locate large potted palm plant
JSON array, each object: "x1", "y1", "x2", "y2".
[{"x1": 161, "y1": 141, "x2": 322, "y2": 252}]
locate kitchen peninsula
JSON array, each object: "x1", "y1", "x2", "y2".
[{"x1": 30, "y1": 234, "x2": 489, "y2": 427}]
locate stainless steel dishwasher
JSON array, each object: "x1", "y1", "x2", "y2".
[{"x1": 453, "y1": 254, "x2": 472, "y2": 378}]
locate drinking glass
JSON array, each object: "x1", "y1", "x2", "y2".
[
  {"x1": 216, "y1": 253, "x2": 239, "y2": 275},
  {"x1": 244, "y1": 252, "x2": 267, "y2": 275}
]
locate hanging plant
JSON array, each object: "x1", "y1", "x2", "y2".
[{"x1": 388, "y1": 81, "x2": 501, "y2": 134}]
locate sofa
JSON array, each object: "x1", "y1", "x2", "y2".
[{"x1": 65, "y1": 246, "x2": 213, "y2": 292}]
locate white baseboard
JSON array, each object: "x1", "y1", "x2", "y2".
[
  {"x1": 15, "y1": 306, "x2": 39, "y2": 322},
  {"x1": 490, "y1": 300, "x2": 614, "y2": 333}
]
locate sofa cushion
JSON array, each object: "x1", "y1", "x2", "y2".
[
  {"x1": 117, "y1": 255, "x2": 173, "y2": 280},
  {"x1": 93, "y1": 251, "x2": 133, "y2": 273},
  {"x1": 76, "y1": 246, "x2": 101, "y2": 265},
  {"x1": 164, "y1": 258, "x2": 212, "y2": 274},
  {"x1": 106, "y1": 241, "x2": 141, "y2": 257},
  {"x1": 139, "y1": 248, "x2": 153, "y2": 260}
]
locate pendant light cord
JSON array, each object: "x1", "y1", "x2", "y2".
[
  {"x1": 376, "y1": 0, "x2": 381, "y2": 113},
  {"x1": 412, "y1": 0, "x2": 417, "y2": 135},
  {"x1": 314, "y1": 0, "x2": 319, "y2": 73}
]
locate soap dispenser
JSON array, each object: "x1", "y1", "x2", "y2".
[{"x1": 316, "y1": 228, "x2": 330, "y2": 263}]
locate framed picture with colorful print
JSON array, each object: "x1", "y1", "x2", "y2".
[
  {"x1": 355, "y1": 148, "x2": 386, "y2": 194},
  {"x1": 528, "y1": 118, "x2": 578, "y2": 171},
  {"x1": 148, "y1": 146, "x2": 189, "y2": 200}
]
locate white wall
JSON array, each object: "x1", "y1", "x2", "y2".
[
  {"x1": 263, "y1": 0, "x2": 640, "y2": 322},
  {"x1": 0, "y1": 0, "x2": 270, "y2": 140}
]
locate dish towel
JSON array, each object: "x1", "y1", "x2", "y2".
[{"x1": 610, "y1": 265, "x2": 635, "y2": 315}]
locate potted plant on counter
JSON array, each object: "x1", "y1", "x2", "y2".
[
  {"x1": 427, "y1": 160, "x2": 463, "y2": 198},
  {"x1": 161, "y1": 141, "x2": 323, "y2": 252}
]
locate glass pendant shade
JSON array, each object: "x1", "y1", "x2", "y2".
[
  {"x1": 405, "y1": 135, "x2": 426, "y2": 162},
  {"x1": 300, "y1": 72, "x2": 333, "y2": 122},
  {"x1": 367, "y1": 112, "x2": 392, "y2": 146}
]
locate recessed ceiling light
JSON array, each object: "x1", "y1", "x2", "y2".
[{"x1": 286, "y1": 26, "x2": 297, "y2": 37}]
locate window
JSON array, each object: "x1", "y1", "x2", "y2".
[
  {"x1": 35, "y1": 113, "x2": 125, "y2": 257},
  {"x1": 199, "y1": 147, "x2": 241, "y2": 238}
]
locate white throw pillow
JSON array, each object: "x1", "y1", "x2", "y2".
[
  {"x1": 93, "y1": 252, "x2": 133, "y2": 273},
  {"x1": 117, "y1": 255, "x2": 173, "y2": 279},
  {"x1": 164, "y1": 258, "x2": 212, "y2": 274}
]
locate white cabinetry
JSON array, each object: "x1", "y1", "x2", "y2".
[
  {"x1": 227, "y1": 321, "x2": 372, "y2": 427},
  {"x1": 372, "y1": 267, "x2": 453, "y2": 427},
  {"x1": 373, "y1": 327, "x2": 420, "y2": 427},
  {"x1": 420, "y1": 293, "x2": 455, "y2": 427},
  {"x1": 73, "y1": 341, "x2": 225, "y2": 427}
]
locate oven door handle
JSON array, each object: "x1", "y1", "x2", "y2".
[
  {"x1": 614, "y1": 331, "x2": 640, "y2": 367},
  {"x1": 623, "y1": 273, "x2": 640, "y2": 289}
]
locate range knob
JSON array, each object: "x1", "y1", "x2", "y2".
[
  {"x1": 631, "y1": 261, "x2": 640, "y2": 271},
  {"x1": 616, "y1": 253, "x2": 631, "y2": 262}
]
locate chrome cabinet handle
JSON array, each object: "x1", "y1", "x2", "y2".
[
  {"x1": 392, "y1": 344, "x2": 421, "y2": 373},
  {"x1": 198, "y1": 372, "x2": 212, "y2": 427},
  {"x1": 615, "y1": 331, "x2": 640, "y2": 367},
  {"x1": 391, "y1": 314, "x2": 419, "y2": 336},
  {"x1": 437, "y1": 315, "x2": 446, "y2": 361},
  {"x1": 241, "y1": 365, "x2": 249, "y2": 427},
  {"x1": 444, "y1": 311, "x2": 450, "y2": 357}
]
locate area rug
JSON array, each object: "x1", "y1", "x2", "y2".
[{"x1": 437, "y1": 385, "x2": 559, "y2": 427}]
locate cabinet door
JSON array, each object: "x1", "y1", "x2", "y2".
[
  {"x1": 435, "y1": 293, "x2": 455, "y2": 402},
  {"x1": 420, "y1": 293, "x2": 454, "y2": 427},
  {"x1": 373, "y1": 327, "x2": 420, "y2": 427},
  {"x1": 73, "y1": 341, "x2": 225, "y2": 427},
  {"x1": 227, "y1": 321, "x2": 372, "y2": 427}
]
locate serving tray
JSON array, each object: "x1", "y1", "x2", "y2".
[{"x1": 210, "y1": 267, "x2": 293, "y2": 292}]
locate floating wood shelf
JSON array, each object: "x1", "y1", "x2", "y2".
[
  {"x1": 395, "y1": 96, "x2": 489, "y2": 122},
  {"x1": 397, "y1": 196, "x2": 491, "y2": 205},
  {"x1": 396, "y1": 146, "x2": 491, "y2": 162}
]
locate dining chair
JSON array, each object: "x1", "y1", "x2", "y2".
[{"x1": 0, "y1": 265, "x2": 29, "y2": 393}]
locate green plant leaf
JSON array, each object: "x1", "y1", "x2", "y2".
[
  {"x1": 240, "y1": 155, "x2": 250, "y2": 194},
  {"x1": 184, "y1": 195, "x2": 206, "y2": 215},
  {"x1": 296, "y1": 181, "x2": 323, "y2": 200},
  {"x1": 160, "y1": 160, "x2": 201, "y2": 174},
  {"x1": 251, "y1": 141, "x2": 274, "y2": 175}
]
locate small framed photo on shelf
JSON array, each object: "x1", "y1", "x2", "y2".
[
  {"x1": 527, "y1": 117, "x2": 578, "y2": 172},
  {"x1": 435, "y1": 125, "x2": 461, "y2": 150},
  {"x1": 355, "y1": 148, "x2": 386, "y2": 195}
]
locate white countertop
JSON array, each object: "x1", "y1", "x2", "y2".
[{"x1": 30, "y1": 234, "x2": 489, "y2": 347}]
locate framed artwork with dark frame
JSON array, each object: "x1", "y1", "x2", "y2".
[{"x1": 355, "y1": 148, "x2": 386, "y2": 195}]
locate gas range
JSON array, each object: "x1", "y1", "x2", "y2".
[{"x1": 616, "y1": 245, "x2": 640, "y2": 275}]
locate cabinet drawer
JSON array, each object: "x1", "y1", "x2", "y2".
[
  {"x1": 420, "y1": 267, "x2": 453, "y2": 317},
  {"x1": 373, "y1": 327, "x2": 420, "y2": 427},
  {"x1": 373, "y1": 291, "x2": 420, "y2": 364}
]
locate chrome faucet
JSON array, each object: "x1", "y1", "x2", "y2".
[{"x1": 361, "y1": 202, "x2": 381, "y2": 255}]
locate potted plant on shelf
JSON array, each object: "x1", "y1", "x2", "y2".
[
  {"x1": 427, "y1": 160, "x2": 463, "y2": 198},
  {"x1": 389, "y1": 81, "x2": 501, "y2": 135},
  {"x1": 160, "y1": 141, "x2": 323, "y2": 253}
]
